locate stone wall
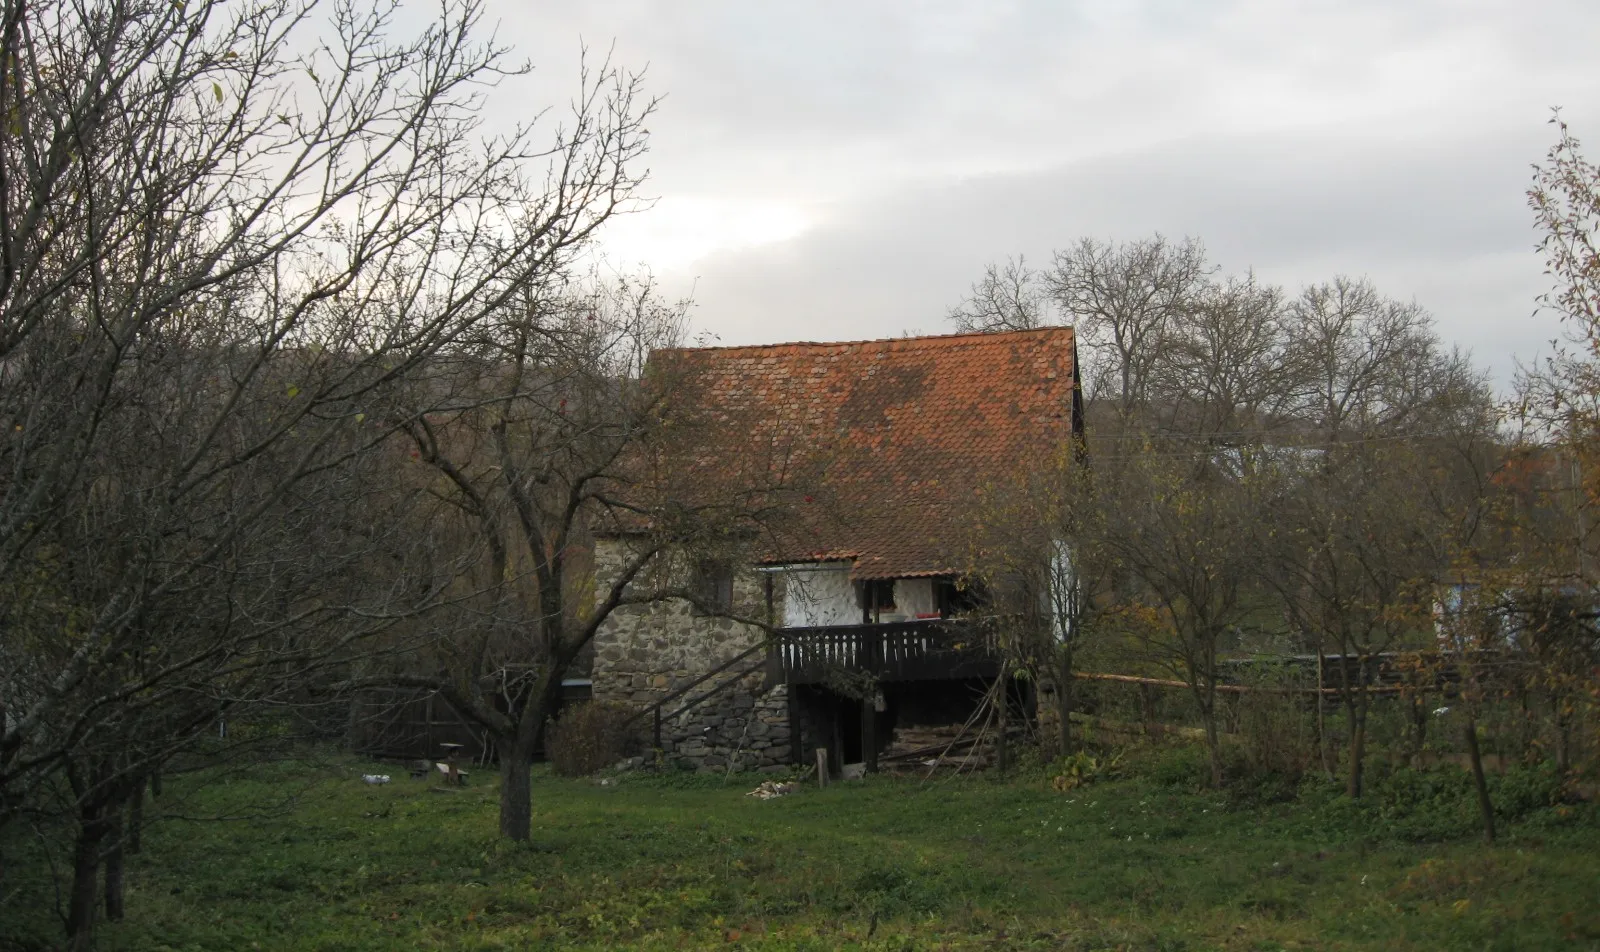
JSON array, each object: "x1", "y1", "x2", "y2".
[{"x1": 590, "y1": 537, "x2": 803, "y2": 771}]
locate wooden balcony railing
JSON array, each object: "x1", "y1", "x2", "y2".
[{"x1": 771, "y1": 620, "x2": 998, "y2": 684}]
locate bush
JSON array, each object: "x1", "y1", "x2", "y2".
[
  {"x1": 1489, "y1": 760, "x2": 1567, "y2": 819},
  {"x1": 1298, "y1": 760, "x2": 1574, "y2": 842},
  {"x1": 545, "y1": 702, "x2": 640, "y2": 777},
  {"x1": 1232, "y1": 661, "x2": 1319, "y2": 786},
  {"x1": 1050, "y1": 748, "x2": 1125, "y2": 791},
  {"x1": 1134, "y1": 743, "x2": 1212, "y2": 791}
]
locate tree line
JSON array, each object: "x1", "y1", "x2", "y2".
[{"x1": 958, "y1": 223, "x2": 1597, "y2": 815}]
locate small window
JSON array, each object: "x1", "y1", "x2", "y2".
[
  {"x1": 937, "y1": 579, "x2": 985, "y2": 616},
  {"x1": 690, "y1": 559, "x2": 734, "y2": 615},
  {"x1": 861, "y1": 579, "x2": 896, "y2": 621}
]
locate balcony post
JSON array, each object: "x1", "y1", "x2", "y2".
[{"x1": 861, "y1": 694, "x2": 877, "y2": 774}]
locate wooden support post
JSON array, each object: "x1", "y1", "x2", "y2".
[
  {"x1": 815, "y1": 747, "x2": 830, "y2": 788},
  {"x1": 653, "y1": 707, "x2": 663, "y2": 751},
  {"x1": 861, "y1": 696, "x2": 878, "y2": 774}
]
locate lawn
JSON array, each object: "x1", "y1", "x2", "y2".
[{"x1": 4, "y1": 752, "x2": 1599, "y2": 950}]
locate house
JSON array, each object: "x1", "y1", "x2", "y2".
[{"x1": 590, "y1": 327, "x2": 1084, "y2": 772}]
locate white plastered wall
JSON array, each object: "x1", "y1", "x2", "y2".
[
  {"x1": 779, "y1": 563, "x2": 859, "y2": 627},
  {"x1": 892, "y1": 578, "x2": 937, "y2": 619}
]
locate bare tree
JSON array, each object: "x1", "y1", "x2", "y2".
[
  {"x1": 948, "y1": 255, "x2": 1053, "y2": 333},
  {"x1": 948, "y1": 237, "x2": 1508, "y2": 798},
  {"x1": 1266, "y1": 282, "x2": 1498, "y2": 796},
  {"x1": 948, "y1": 236, "x2": 1214, "y2": 417},
  {"x1": 373, "y1": 272, "x2": 795, "y2": 842},
  {"x1": 1096, "y1": 442, "x2": 1265, "y2": 787},
  {"x1": 1048, "y1": 235, "x2": 1214, "y2": 415},
  {"x1": 962, "y1": 438, "x2": 1107, "y2": 757},
  {"x1": 1283, "y1": 277, "x2": 1473, "y2": 438},
  {"x1": 1157, "y1": 272, "x2": 1293, "y2": 442},
  {"x1": 0, "y1": 0, "x2": 654, "y2": 943}
]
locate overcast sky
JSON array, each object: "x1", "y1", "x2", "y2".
[{"x1": 492, "y1": 1, "x2": 1600, "y2": 386}]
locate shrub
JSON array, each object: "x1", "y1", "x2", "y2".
[
  {"x1": 1134, "y1": 743, "x2": 1212, "y2": 791},
  {"x1": 1489, "y1": 760, "x2": 1566, "y2": 819},
  {"x1": 1232, "y1": 661, "x2": 1319, "y2": 785},
  {"x1": 1369, "y1": 765, "x2": 1480, "y2": 840},
  {"x1": 1050, "y1": 748, "x2": 1125, "y2": 791},
  {"x1": 545, "y1": 702, "x2": 640, "y2": 777},
  {"x1": 1301, "y1": 760, "x2": 1571, "y2": 842}
]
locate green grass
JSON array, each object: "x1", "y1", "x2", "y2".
[{"x1": 5, "y1": 752, "x2": 1600, "y2": 950}]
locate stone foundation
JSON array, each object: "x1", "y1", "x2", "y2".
[{"x1": 591, "y1": 538, "x2": 804, "y2": 771}]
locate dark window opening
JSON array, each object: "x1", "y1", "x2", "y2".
[
  {"x1": 691, "y1": 559, "x2": 734, "y2": 615},
  {"x1": 937, "y1": 578, "x2": 986, "y2": 617},
  {"x1": 860, "y1": 579, "x2": 896, "y2": 622}
]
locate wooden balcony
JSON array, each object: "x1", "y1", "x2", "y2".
[{"x1": 771, "y1": 620, "x2": 999, "y2": 685}]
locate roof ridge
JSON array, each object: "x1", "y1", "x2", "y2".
[{"x1": 660, "y1": 325, "x2": 1073, "y2": 356}]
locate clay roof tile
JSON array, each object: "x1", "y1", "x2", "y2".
[{"x1": 655, "y1": 327, "x2": 1081, "y2": 580}]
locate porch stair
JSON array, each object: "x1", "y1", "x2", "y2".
[{"x1": 627, "y1": 639, "x2": 775, "y2": 751}]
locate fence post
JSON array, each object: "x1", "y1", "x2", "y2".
[
  {"x1": 864, "y1": 625, "x2": 883, "y2": 678},
  {"x1": 653, "y1": 706, "x2": 662, "y2": 752}
]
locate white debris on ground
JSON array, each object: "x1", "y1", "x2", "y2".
[
  {"x1": 746, "y1": 780, "x2": 797, "y2": 800},
  {"x1": 362, "y1": 774, "x2": 391, "y2": 784}
]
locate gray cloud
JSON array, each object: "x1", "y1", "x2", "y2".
[
  {"x1": 678, "y1": 118, "x2": 1579, "y2": 382},
  {"x1": 493, "y1": 1, "x2": 1600, "y2": 384}
]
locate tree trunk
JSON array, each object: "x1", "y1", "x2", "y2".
[
  {"x1": 1192, "y1": 662, "x2": 1224, "y2": 788},
  {"x1": 1407, "y1": 695, "x2": 1427, "y2": 768},
  {"x1": 498, "y1": 740, "x2": 533, "y2": 842},
  {"x1": 127, "y1": 785, "x2": 143, "y2": 855},
  {"x1": 1316, "y1": 652, "x2": 1334, "y2": 780},
  {"x1": 104, "y1": 805, "x2": 125, "y2": 922},
  {"x1": 1463, "y1": 716, "x2": 1496, "y2": 843},
  {"x1": 1201, "y1": 707, "x2": 1223, "y2": 788},
  {"x1": 1345, "y1": 692, "x2": 1367, "y2": 799},
  {"x1": 1553, "y1": 693, "x2": 1571, "y2": 773},
  {"x1": 1056, "y1": 649, "x2": 1076, "y2": 755},
  {"x1": 67, "y1": 808, "x2": 108, "y2": 950}
]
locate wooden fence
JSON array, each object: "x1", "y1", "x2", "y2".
[{"x1": 346, "y1": 688, "x2": 493, "y2": 763}]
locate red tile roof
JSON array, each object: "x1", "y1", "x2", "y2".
[{"x1": 653, "y1": 327, "x2": 1082, "y2": 580}]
